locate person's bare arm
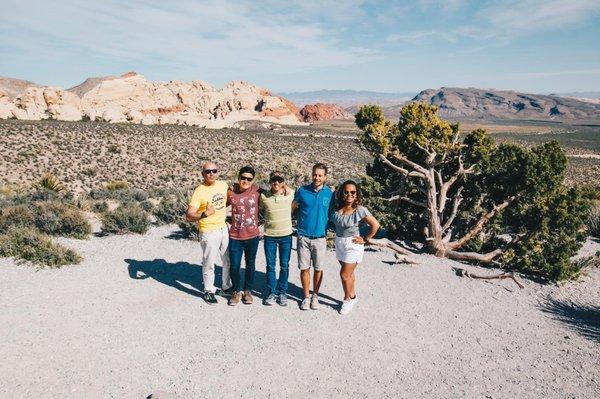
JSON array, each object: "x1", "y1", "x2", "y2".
[
  {"x1": 352, "y1": 214, "x2": 380, "y2": 244},
  {"x1": 186, "y1": 204, "x2": 214, "y2": 222}
]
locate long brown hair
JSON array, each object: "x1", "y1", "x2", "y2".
[{"x1": 335, "y1": 180, "x2": 362, "y2": 210}]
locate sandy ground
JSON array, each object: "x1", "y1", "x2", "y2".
[{"x1": 1, "y1": 225, "x2": 599, "y2": 399}]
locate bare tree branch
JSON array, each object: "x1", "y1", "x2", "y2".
[
  {"x1": 442, "y1": 187, "x2": 464, "y2": 233},
  {"x1": 391, "y1": 153, "x2": 429, "y2": 176},
  {"x1": 448, "y1": 197, "x2": 516, "y2": 250},
  {"x1": 446, "y1": 248, "x2": 504, "y2": 263},
  {"x1": 452, "y1": 267, "x2": 525, "y2": 289},
  {"x1": 379, "y1": 154, "x2": 427, "y2": 180}
]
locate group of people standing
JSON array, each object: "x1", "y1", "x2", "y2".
[{"x1": 185, "y1": 161, "x2": 379, "y2": 315}]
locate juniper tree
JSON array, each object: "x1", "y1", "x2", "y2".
[{"x1": 356, "y1": 103, "x2": 588, "y2": 281}]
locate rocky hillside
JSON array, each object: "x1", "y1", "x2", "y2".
[
  {"x1": 68, "y1": 75, "x2": 116, "y2": 97},
  {"x1": 0, "y1": 76, "x2": 41, "y2": 99},
  {"x1": 412, "y1": 87, "x2": 600, "y2": 122},
  {"x1": 0, "y1": 72, "x2": 305, "y2": 128},
  {"x1": 299, "y1": 103, "x2": 353, "y2": 122}
]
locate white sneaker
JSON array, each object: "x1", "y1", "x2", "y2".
[
  {"x1": 300, "y1": 297, "x2": 310, "y2": 310},
  {"x1": 340, "y1": 297, "x2": 358, "y2": 315},
  {"x1": 310, "y1": 293, "x2": 320, "y2": 310}
]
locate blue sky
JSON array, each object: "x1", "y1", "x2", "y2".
[{"x1": 1, "y1": 0, "x2": 599, "y2": 93}]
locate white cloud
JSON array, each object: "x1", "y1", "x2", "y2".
[
  {"x1": 0, "y1": 0, "x2": 374, "y2": 84},
  {"x1": 478, "y1": 0, "x2": 600, "y2": 36}
]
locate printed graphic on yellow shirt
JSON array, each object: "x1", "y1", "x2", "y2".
[{"x1": 212, "y1": 193, "x2": 225, "y2": 210}]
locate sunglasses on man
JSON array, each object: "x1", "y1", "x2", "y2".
[
  {"x1": 239, "y1": 175, "x2": 254, "y2": 182},
  {"x1": 203, "y1": 169, "x2": 218, "y2": 175}
]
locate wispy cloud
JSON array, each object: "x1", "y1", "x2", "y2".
[
  {"x1": 0, "y1": 0, "x2": 374, "y2": 84},
  {"x1": 479, "y1": 0, "x2": 600, "y2": 34}
]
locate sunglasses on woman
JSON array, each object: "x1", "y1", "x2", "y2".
[
  {"x1": 239, "y1": 175, "x2": 254, "y2": 182},
  {"x1": 344, "y1": 190, "x2": 357, "y2": 196},
  {"x1": 270, "y1": 176, "x2": 284, "y2": 183}
]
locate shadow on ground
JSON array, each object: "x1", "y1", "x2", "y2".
[
  {"x1": 540, "y1": 297, "x2": 600, "y2": 342},
  {"x1": 125, "y1": 258, "x2": 342, "y2": 309}
]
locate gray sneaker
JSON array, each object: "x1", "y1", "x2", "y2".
[
  {"x1": 300, "y1": 297, "x2": 310, "y2": 310},
  {"x1": 277, "y1": 294, "x2": 288, "y2": 307},
  {"x1": 264, "y1": 294, "x2": 277, "y2": 306}
]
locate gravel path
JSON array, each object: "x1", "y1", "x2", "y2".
[{"x1": 1, "y1": 226, "x2": 599, "y2": 398}]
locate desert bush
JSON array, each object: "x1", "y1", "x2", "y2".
[
  {"x1": 177, "y1": 220, "x2": 200, "y2": 239},
  {"x1": 92, "y1": 201, "x2": 109, "y2": 213},
  {"x1": 106, "y1": 180, "x2": 129, "y2": 191},
  {"x1": 356, "y1": 102, "x2": 589, "y2": 282},
  {"x1": 154, "y1": 191, "x2": 188, "y2": 225},
  {"x1": 586, "y1": 202, "x2": 600, "y2": 238},
  {"x1": 0, "y1": 205, "x2": 35, "y2": 231},
  {"x1": 101, "y1": 203, "x2": 149, "y2": 235},
  {"x1": 140, "y1": 200, "x2": 154, "y2": 212},
  {"x1": 34, "y1": 202, "x2": 91, "y2": 239},
  {"x1": 0, "y1": 227, "x2": 81, "y2": 267},
  {"x1": 579, "y1": 185, "x2": 600, "y2": 201}
]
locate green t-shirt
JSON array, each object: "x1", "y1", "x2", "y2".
[{"x1": 260, "y1": 189, "x2": 294, "y2": 237}]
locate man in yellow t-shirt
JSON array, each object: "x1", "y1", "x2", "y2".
[{"x1": 186, "y1": 161, "x2": 232, "y2": 305}]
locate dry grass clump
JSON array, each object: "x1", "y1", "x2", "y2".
[
  {"x1": 0, "y1": 227, "x2": 81, "y2": 267},
  {"x1": 106, "y1": 180, "x2": 129, "y2": 191},
  {"x1": 587, "y1": 203, "x2": 600, "y2": 238}
]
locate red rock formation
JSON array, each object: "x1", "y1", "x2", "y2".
[
  {"x1": 299, "y1": 103, "x2": 353, "y2": 122},
  {"x1": 277, "y1": 96, "x2": 302, "y2": 121}
]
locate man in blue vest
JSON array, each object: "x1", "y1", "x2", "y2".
[{"x1": 292, "y1": 163, "x2": 334, "y2": 310}]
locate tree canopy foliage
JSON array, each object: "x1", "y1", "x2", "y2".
[{"x1": 356, "y1": 102, "x2": 589, "y2": 281}]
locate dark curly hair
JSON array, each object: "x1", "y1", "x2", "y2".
[{"x1": 335, "y1": 180, "x2": 362, "y2": 210}]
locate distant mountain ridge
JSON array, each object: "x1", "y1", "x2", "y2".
[
  {"x1": 411, "y1": 87, "x2": 600, "y2": 122},
  {"x1": 0, "y1": 76, "x2": 41, "y2": 99},
  {"x1": 277, "y1": 89, "x2": 415, "y2": 108}
]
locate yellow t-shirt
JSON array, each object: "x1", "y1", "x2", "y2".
[{"x1": 189, "y1": 180, "x2": 229, "y2": 232}]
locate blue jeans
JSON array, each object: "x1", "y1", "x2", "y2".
[
  {"x1": 229, "y1": 236, "x2": 259, "y2": 292},
  {"x1": 264, "y1": 234, "x2": 292, "y2": 295}
]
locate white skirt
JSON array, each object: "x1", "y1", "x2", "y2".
[{"x1": 335, "y1": 236, "x2": 365, "y2": 263}]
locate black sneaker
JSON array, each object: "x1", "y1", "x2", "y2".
[
  {"x1": 217, "y1": 287, "x2": 235, "y2": 297},
  {"x1": 203, "y1": 292, "x2": 218, "y2": 305}
]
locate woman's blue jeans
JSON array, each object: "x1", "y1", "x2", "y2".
[
  {"x1": 229, "y1": 236, "x2": 259, "y2": 292},
  {"x1": 264, "y1": 234, "x2": 292, "y2": 296}
]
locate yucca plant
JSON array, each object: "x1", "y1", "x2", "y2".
[{"x1": 33, "y1": 174, "x2": 65, "y2": 193}]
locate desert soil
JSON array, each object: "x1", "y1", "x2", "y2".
[{"x1": 1, "y1": 225, "x2": 599, "y2": 398}]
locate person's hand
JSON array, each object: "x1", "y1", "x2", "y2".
[
  {"x1": 352, "y1": 235, "x2": 366, "y2": 244},
  {"x1": 204, "y1": 204, "x2": 215, "y2": 217}
]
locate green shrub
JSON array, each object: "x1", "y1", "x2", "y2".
[
  {"x1": 0, "y1": 205, "x2": 35, "y2": 231},
  {"x1": 92, "y1": 201, "x2": 109, "y2": 213},
  {"x1": 101, "y1": 204, "x2": 149, "y2": 235},
  {"x1": 34, "y1": 202, "x2": 91, "y2": 239},
  {"x1": 0, "y1": 227, "x2": 81, "y2": 267},
  {"x1": 106, "y1": 180, "x2": 129, "y2": 191},
  {"x1": 154, "y1": 194, "x2": 187, "y2": 225},
  {"x1": 140, "y1": 200, "x2": 154, "y2": 212}
]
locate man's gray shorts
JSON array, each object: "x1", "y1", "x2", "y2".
[{"x1": 297, "y1": 235, "x2": 327, "y2": 271}]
